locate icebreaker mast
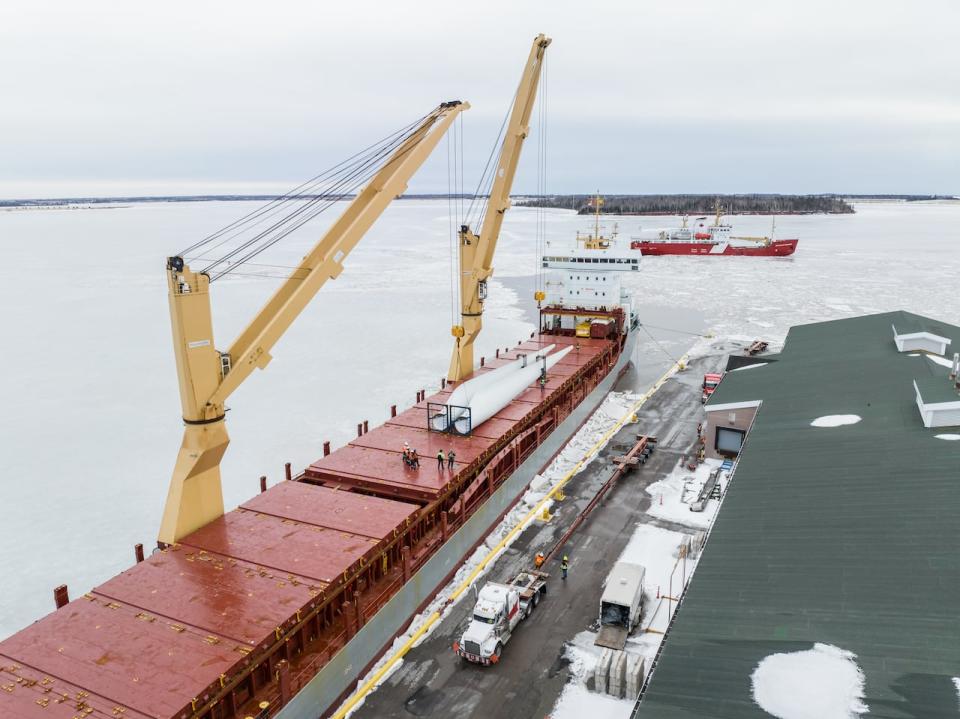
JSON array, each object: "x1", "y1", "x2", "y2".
[
  {"x1": 447, "y1": 34, "x2": 551, "y2": 381},
  {"x1": 159, "y1": 101, "x2": 469, "y2": 546}
]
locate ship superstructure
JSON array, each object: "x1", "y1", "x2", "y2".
[{"x1": 541, "y1": 194, "x2": 639, "y2": 338}]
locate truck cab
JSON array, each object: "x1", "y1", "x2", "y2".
[
  {"x1": 456, "y1": 584, "x2": 520, "y2": 665},
  {"x1": 702, "y1": 372, "x2": 723, "y2": 403},
  {"x1": 454, "y1": 570, "x2": 547, "y2": 665}
]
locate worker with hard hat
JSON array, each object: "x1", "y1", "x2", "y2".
[{"x1": 561, "y1": 555, "x2": 569, "y2": 580}]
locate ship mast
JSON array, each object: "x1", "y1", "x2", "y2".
[{"x1": 593, "y1": 190, "x2": 603, "y2": 241}]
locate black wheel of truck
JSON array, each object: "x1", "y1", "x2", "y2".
[
  {"x1": 494, "y1": 642, "x2": 503, "y2": 659},
  {"x1": 533, "y1": 589, "x2": 541, "y2": 607}
]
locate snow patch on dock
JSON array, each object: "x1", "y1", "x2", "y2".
[{"x1": 644, "y1": 458, "x2": 724, "y2": 529}]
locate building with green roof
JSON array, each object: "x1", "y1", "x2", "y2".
[{"x1": 636, "y1": 310, "x2": 960, "y2": 718}]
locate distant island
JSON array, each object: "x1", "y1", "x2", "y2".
[
  {"x1": 0, "y1": 193, "x2": 955, "y2": 211},
  {"x1": 515, "y1": 194, "x2": 857, "y2": 215}
]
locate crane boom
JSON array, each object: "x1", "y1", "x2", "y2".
[
  {"x1": 447, "y1": 34, "x2": 551, "y2": 381},
  {"x1": 159, "y1": 100, "x2": 468, "y2": 545}
]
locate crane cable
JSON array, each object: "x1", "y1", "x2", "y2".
[
  {"x1": 178, "y1": 112, "x2": 429, "y2": 260},
  {"x1": 201, "y1": 134, "x2": 414, "y2": 278},
  {"x1": 177, "y1": 111, "x2": 436, "y2": 281},
  {"x1": 447, "y1": 116, "x2": 457, "y2": 327},
  {"x1": 464, "y1": 83, "x2": 518, "y2": 231},
  {"x1": 535, "y1": 51, "x2": 549, "y2": 296},
  {"x1": 205, "y1": 126, "x2": 422, "y2": 280}
]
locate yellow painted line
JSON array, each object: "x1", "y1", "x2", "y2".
[
  {"x1": 331, "y1": 354, "x2": 689, "y2": 719},
  {"x1": 332, "y1": 610, "x2": 442, "y2": 719}
]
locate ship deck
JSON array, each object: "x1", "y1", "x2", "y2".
[{"x1": 0, "y1": 331, "x2": 621, "y2": 719}]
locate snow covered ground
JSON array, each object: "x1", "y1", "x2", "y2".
[
  {"x1": 551, "y1": 682, "x2": 634, "y2": 719},
  {"x1": 1, "y1": 198, "x2": 956, "y2": 639},
  {"x1": 548, "y1": 457, "x2": 727, "y2": 718},
  {"x1": 644, "y1": 458, "x2": 725, "y2": 530}
]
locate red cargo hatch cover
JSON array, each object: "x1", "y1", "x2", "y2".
[
  {"x1": 181, "y1": 509, "x2": 380, "y2": 585},
  {"x1": 242, "y1": 481, "x2": 416, "y2": 540},
  {"x1": 95, "y1": 544, "x2": 322, "y2": 647},
  {"x1": 0, "y1": 598, "x2": 238, "y2": 718}
]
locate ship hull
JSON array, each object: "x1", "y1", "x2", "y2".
[
  {"x1": 631, "y1": 238, "x2": 798, "y2": 256},
  {"x1": 278, "y1": 328, "x2": 638, "y2": 718}
]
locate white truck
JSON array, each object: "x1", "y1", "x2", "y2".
[
  {"x1": 594, "y1": 561, "x2": 646, "y2": 650},
  {"x1": 453, "y1": 569, "x2": 548, "y2": 665}
]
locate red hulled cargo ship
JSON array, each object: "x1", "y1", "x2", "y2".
[
  {"x1": 0, "y1": 309, "x2": 635, "y2": 719},
  {"x1": 630, "y1": 209, "x2": 798, "y2": 257},
  {"x1": 0, "y1": 34, "x2": 646, "y2": 719}
]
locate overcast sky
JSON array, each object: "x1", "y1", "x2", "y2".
[{"x1": 1, "y1": 0, "x2": 957, "y2": 198}]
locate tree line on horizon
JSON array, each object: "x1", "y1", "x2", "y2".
[{"x1": 516, "y1": 194, "x2": 856, "y2": 215}]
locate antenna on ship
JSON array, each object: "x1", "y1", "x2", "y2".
[{"x1": 594, "y1": 190, "x2": 603, "y2": 241}]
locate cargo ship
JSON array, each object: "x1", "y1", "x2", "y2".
[
  {"x1": 0, "y1": 34, "x2": 639, "y2": 719},
  {"x1": 630, "y1": 206, "x2": 798, "y2": 256}
]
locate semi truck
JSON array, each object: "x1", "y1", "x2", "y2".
[
  {"x1": 701, "y1": 372, "x2": 723, "y2": 403},
  {"x1": 453, "y1": 569, "x2": 548, "y2": 665},
  {"x1": 594, "y1": 561, "x2": 646, "y2": 650}
]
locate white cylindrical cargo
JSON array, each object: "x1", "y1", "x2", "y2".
[
  {"x1": 432, "y1": 344, "x2": 557, "y2": 430},
  {"x1": 453, "y1": 346, "x2": 572, "y2": 433}
]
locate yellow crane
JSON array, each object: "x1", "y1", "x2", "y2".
[
  {"x1": 713, "y1": 199, "x2": 777, "y2": 245},
  {"x1": 159, "y1": 100, "x2": 468, "y2": 545},
  {"x1": 731, "y1": 217, "x2": 778, "y2": 245},
  {"x1": 447, "y1": 34, "x2": 551, "y2": 382}
]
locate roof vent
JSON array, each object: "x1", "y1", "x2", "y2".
[
  {"x1": 892, "y1": 324, "x2": 951, "y2": 355},
  {"x1": 913, "y1": 378, "x2": 960, "y2": 428}
]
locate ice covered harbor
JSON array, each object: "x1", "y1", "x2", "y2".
[{"x1": 1, "y1": 199, "x2": 959, "y2": 717}]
